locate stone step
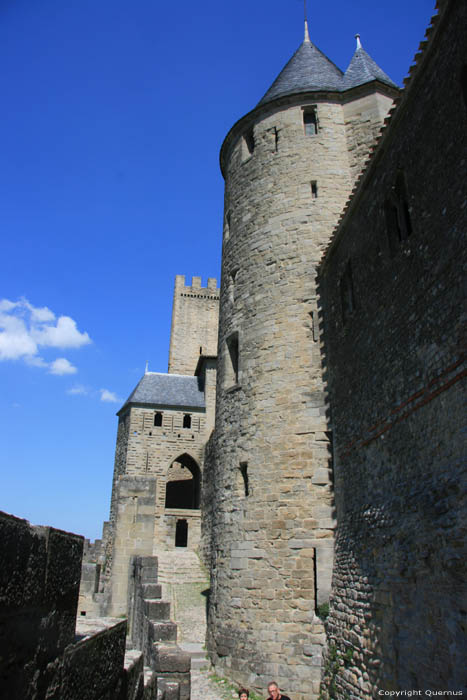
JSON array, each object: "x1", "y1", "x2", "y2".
[
  {"x1": 155, "y1": 550, "x2": 209, "y2": 585},
  {"x1": 179, "y1": 642, "x2": 207, "y2": 671}
]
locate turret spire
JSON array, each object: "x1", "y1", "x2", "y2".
[
  {"x1": 304, "y1": 0, "x2": 310, "y2": 42},
  {"x1": 355, "y1": 33, "x2": 362, "y2": 49}
]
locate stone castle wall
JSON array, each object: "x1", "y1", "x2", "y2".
[
  {"x1": 0, "y1": 511, "x2": 137, "y2": 700},
  {"x1": 202, "y1": 86, "x2": 394, "y2": 699},
  {"x1": 168, "y1": 275, "x2": 219, "y2": 375},
  {"x1": 318, "y1": 0, "x2": 467, "y2": 695},
  {"x1": 104, "y1": 405, "x2": 207, "y2": 615}
]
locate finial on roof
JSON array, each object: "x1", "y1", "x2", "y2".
[
  {"x1": 145, "y1": 361, "x2": 149, "y2": 374},
  {"x1": 355, "y1": 33, "x2": 362, "y2": 49},
  {"x1": 304, "y1": 0, "x2": 310, "y2": 42}
]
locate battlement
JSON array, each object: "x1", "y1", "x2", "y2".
[
  {"x1": 169, "y1": 275, "x2": 220, "y2": 375},
  {"x1": 174, "y1": 274, "x2": 219, "y2": 298}
]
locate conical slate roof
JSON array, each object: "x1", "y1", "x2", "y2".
[
  {"x1": 342, "y1": 40, "x2": 398, "y2": 90},
  {"x1": 258, "y1": 37, "x2": 344, "y2": 106},
  {"x1": 256, "y1": 30, "x2": 397, "y2": 107}
]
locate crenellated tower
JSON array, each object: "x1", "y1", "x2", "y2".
[{"x1": 201, "y1": 22, "x2": 398, "y2": 700}]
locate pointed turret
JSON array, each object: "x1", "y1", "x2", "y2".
[
  {"x1": 257, "y1": 25, "x2": 344, "y2": 106},
  {"x1": 342, "y1": 34, "x2": 398, "y2": 90}
]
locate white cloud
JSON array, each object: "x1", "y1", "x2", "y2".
[
  {"x1": 0, "y1": 297, "x2": 91, "y2": 373},
  {"x1": 31, "y1": 315, "x2": 91, "y2": 349},
  {"x1": 100, "y1": 388, "x2": 121, "y2": 403},
  {"x1": 49, "y1": 358, "x2": 77, "y2": 375},
  {"x1": 24, "y1": 355, "x2": 48, "y2": 368},
  {"x1": 67, "y1": 384, "x2": 89, "y2": 395}
]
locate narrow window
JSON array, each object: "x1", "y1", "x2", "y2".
[
  {"x1": 384, "y1": 200, "x2": 401, "y2": 256},
  {"x1": 394, "y1": 171, "x2": 412, "y2": 240},
  {"x1": 244, "y1": 128, "x2": 255, "y2": 154},
  {"x1": 239, "y1": 462, "x2": 249, "y2": 496},
  {"x1": 311, "y1": 181, "x2": 318, "y2": 199},
  {"x1": 267, "y1": 126, "x2": 279, "y2": 152},
  {"x1": 340, "y1": 262, "x2": 355, "y2": 324},
  {"x1": 183, "y1": 414, "x2": 191, "y2": 429},
  {"x1": 175, "y1": 519, "x2": 188, "y2": 547},
  {"x1": 225, "y1": 332, "x2": 239, "y2": 388},
  {"x1": 154, "y1": 412, "x2": 163, "y2": 427},
  {"x1": 303, "y1": 107, "x2": 318, "y2": 135},
  {"x1": 385, "y1": 171, "x2": 412, "y2": 254},
  {"x1": 310, "y1": 310, "x2": 319, "y2": 341},
  {"x1": 224, "y1": 210, "x2": 231, "y2": 240},
  {"x1": 229, "y1": 268, "x2": 238, "y2": 303},
  {"x1": 461, "y1": 65, "x2": 467, "y2": 113}
]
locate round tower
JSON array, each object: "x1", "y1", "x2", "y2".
[{"x1": 202, "y1": 23, "x2": 398, "y2": 700}]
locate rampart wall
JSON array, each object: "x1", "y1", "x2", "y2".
[{"x1": 318, "y1": 0, "x2": 467, "y2": 694}]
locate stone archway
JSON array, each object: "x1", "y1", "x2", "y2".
[{"x1": 165, "y1": 453, "x2": 201, "y2": 510}]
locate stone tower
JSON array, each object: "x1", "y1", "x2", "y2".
[
  {"x1": 168, "y1": 274, "x2": 219, "y2": 375},
  {"x1": 99, "y1": 276, "x2": 219, "y2": 616},
  {"x1": 201, "y1": 23, "x2": 398, "y2": 700}
]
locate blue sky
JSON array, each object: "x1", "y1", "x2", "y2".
[{"x1": 0, "y1": 0, "x2": 435, "y2": 540}]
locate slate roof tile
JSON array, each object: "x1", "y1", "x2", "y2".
[
  {"x1": 119, "y1": 372, "x2": 205, "y2": 412},
  {"x1": 257, "y1": 35, "x2": 397, "y2": 107}
]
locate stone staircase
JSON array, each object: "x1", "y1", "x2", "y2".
[
  {"x1": 155, "y1": 550, "x2": 209, "y2": 585},
  {"x1": 154, "y1": 551, "x2": 210, "y2": 673}
]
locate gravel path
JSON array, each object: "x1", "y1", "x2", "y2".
[{"x1": 191, "y1": 669, "x2": 240, "y2": 700}]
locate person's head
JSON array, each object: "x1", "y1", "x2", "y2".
[
  {"x1": 238, "y1": 690, "x2": 249, "y2": 700},
  {"x1": 268, "y1": 682, "x2": 280, "y2": 699}
]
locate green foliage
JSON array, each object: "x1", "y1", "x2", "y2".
[
  {"x1": 343, "y1": 647, "x2": 354, "y2": 667},
  {"x1": 319, "y1": 643, "x2": 355, "y2": 699},
  {"x1": 209, "y1": 672, "x2": 262, "y2": 700},
  {"x1": 317, "y1": 602, "x2": 330, "y2": 621}
]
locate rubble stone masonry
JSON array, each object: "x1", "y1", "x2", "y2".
[{"x1": 318, "y1": 0, "x2": 467, "y2": 695}]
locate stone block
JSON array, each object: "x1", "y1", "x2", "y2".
[
  {"x1": 143, "y1": 584, "x2": 162, "y2": 599},
  {"x1": 145, "y1": 600, "x2": 171, "y2": 622},
  {"x1": 149, "y1": 621, "x2": 178, "y2": 643},
  {"x1": 152, "y1": 645, "x2": 191, "y2": 673}
]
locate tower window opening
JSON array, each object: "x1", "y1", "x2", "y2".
[
  {"x1": 303, "y1": 107, "x2": 318, "y2": 135},
  {"x1": 340, "y1": 261, "x2": 355, "y2": 324},
  {"x1": 154, "y1": 412, "x2": 163, "y2": 427},
  {"x1": 385, "y1": 171, "x2": 412, "y2": 254},
  {"x1": 225, "y1": 210, "x2": 231, "y2": 240},
  {"x1": 244, "y1": 128, "x2": 255, "y2": 156},
  {"x1": 311, "y1": 181, "x2": 318, "y2": 199},
  {"x1": 239, "y1": 462, "x2": 249, "y2": 497},
  {"x1": 230, "y1": 268, "x2": 239, "y2": 303},
  {"x1": 224, "y1": 332, "x2": 239, "y2": 388},
  {"x1": 183, "y1": 414, "x2": 191, "y2": 429}
]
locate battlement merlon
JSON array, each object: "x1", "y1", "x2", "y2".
[{"x1": 174, "y1": 274, "x2": 219, "y2": 295}]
